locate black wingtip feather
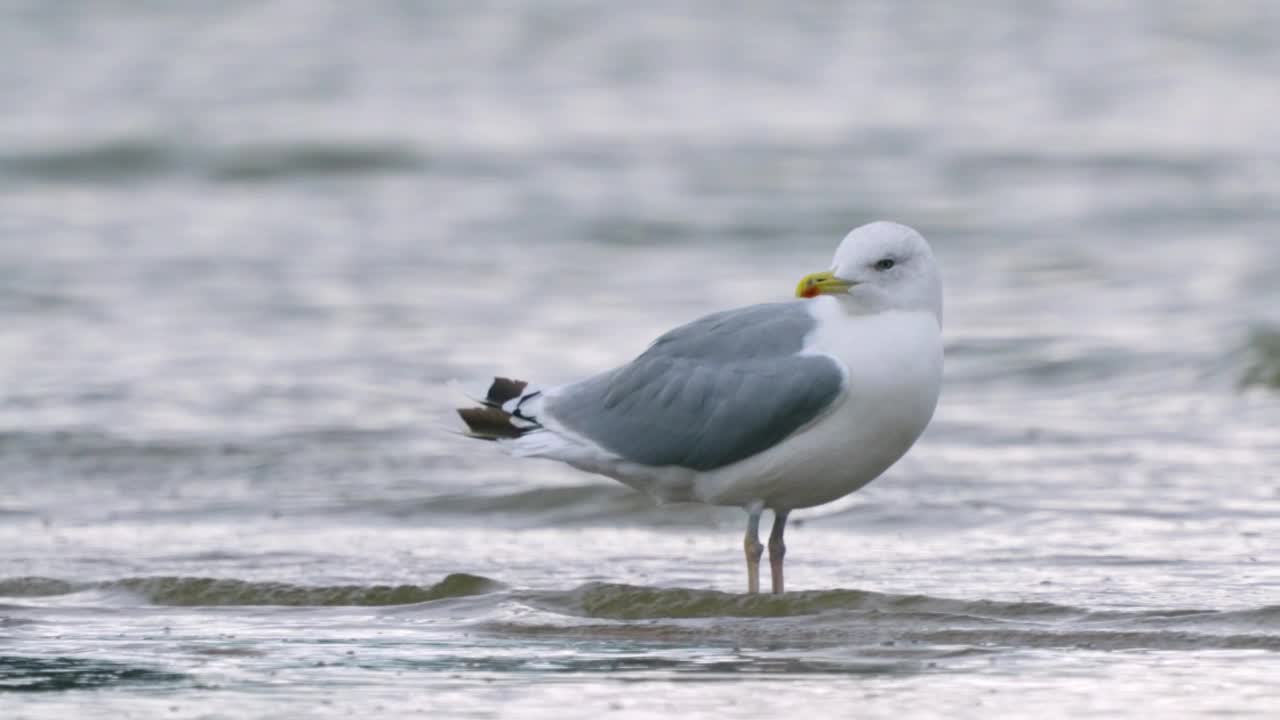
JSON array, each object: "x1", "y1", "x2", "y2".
[
  {"x1": 459, "y1": 377, "x2": 542, "y2": 441},
  {"x1": 485, "y1": 377, "x2": 528, "y2": 406},
  {"x1": 457, "y1": 407, "x2": 525, "y2": 439}
]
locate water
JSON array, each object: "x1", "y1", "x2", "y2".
[{"x1": 2, "y1": 1, "x2": 1279, "y2": 717}]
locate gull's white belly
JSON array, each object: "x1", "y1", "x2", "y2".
[{"x1": 691, "y1": 305, "x2": 943, "y2": 509}]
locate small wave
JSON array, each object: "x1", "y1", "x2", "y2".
[
  {"x1": 500, "y1": 583, "x2": 1280, "y2": 653},
  {"x1": 0, "y1": 428, "x2": 408, "y2": 472},
  {"x1": 1240, "y1": 326, "x2": 1280, "y2": 390},
  {"x1": 209, "y1": 141, "x2": 424, "y2": 181},
  {"x1": 0, "y1": 138, "x2": 425, "y2": 183},
  {"x1": 0, "y1": 573, "x2": 503, "y2": 607},
  {"x1": 378, "y1": 650, "x2": 943, "y2": 676},
  {"x1": 105, "y1": 574, "x2": 503, "y2": 606},
  {"x1": 1150, "y1": 604, "x2": 1280, "y2": 630},
  {"x1": 0, "y1": 578, "x2": 77, "y2": 598},
  {"x1": 908, "y1": 628, "x2": 1280, "y2": 652},
  {"x1": 529, "y1": 582, "x2": 1085, "y2": 622},
  {"x1": 0, "y1": 138, "x2": 170, "y2": 182},
  {"x1": 484, "y1": 616, "x2": 1280, "y2": 653},
  {"x1": 0, "y1": 429, "x2": 256, "y2": 460}
]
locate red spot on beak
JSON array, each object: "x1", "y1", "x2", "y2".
[{"x1": 801, "y1": 287, "x2": 819, "y2": 298}]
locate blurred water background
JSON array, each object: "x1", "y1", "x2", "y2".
[{"x1": 2, "y1": 1, "x2": 1279, "y2": 718}]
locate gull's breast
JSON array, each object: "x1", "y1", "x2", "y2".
[{"x1": 694, "y1": 304, "x2": 943, "y2": 509}]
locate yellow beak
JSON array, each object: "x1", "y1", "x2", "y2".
[{"x1": 796, "y1": 270, "x2": 853, "y2": 298}]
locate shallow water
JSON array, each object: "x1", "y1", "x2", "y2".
[{"x1": 2, "y1": 1, "x2": 1280, "y2": 718}]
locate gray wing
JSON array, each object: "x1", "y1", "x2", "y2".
[{"x1": 545, "y1": 302, "x2": 845, "y2": 471}]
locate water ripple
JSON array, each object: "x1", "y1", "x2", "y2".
[
  {"x1": 0, "y1": 573, "x2": 503, "y2": 607},
  {"x1": 0, "y1": 656, "x2": 187, "y2": 693}
]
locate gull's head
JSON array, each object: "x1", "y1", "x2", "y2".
[{"x1": 796, "y1": 221, "x2": 943, "y2": 320}]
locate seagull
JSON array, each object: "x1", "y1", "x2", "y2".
[{"x1": 457, "y1": 221, "x2": 943, "y2": 594}]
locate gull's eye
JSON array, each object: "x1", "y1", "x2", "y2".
[{"x1": 874, "y1": 258, "x2": 896, "y2": 271}]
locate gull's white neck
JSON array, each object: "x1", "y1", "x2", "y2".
[{"x1": 827, "y1": 293, "x2": 943, "y2": 328}]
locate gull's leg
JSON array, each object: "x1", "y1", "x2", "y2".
[
  {"x1": 768, "y1": 509, "x2": 791, "y2": 594},
  {"x1": 743, "y1": 502, "x2": 764, "y2": 594}
]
